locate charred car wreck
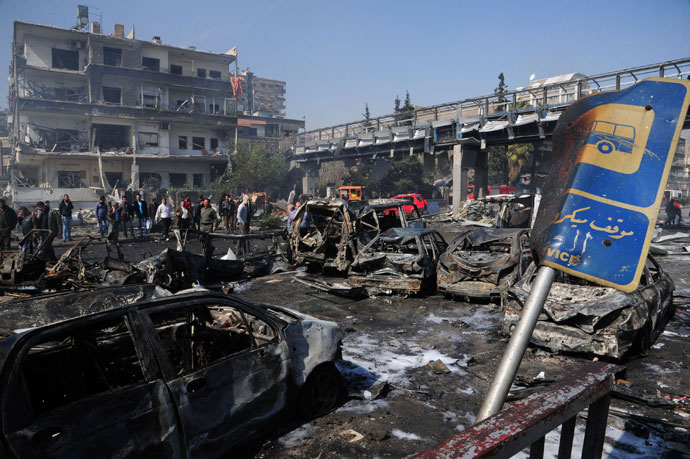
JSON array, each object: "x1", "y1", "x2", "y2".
[
  {"x1": 348, "y1": 227, "x2": 447, "y2": 295},
  {"x1": 0, "y1": 286, "x2": 343, "y2": 458},
  {"x1": 502, "y1": 256, "x2": 674, "y2": 359},
  {"x1": 437, "y1": 228, "x2": 531, "y2": 301},
  {"x1": 288, "y1": 198, "x2": 423, "y2": 273}
]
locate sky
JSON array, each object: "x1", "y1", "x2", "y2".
[{"x1": 0, "y1": 0, "x2": 689, "y2": 129}]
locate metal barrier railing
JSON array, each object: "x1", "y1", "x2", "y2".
[{"x1": 415, "y1": 362, "x2": 618, "y2": 459}]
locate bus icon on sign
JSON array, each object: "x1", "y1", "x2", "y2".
[
  {"x1": 578, "y1": 103, "x2": 653, "y2": 175},
  {"x1": 586, "y1": 120, "x2": 635, "y2": 155}
]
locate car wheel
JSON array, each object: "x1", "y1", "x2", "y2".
[
  {"x1": 299, "y1": 363, "x2": 343, "y2": 417},
  {"x1": 597, "y1": 140, "x2": 615, "y2": 154}
]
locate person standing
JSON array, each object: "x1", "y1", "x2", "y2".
[
  {"x1": 0, "y1": 199, "x2": 17, "y2": 250},
  {"x1": 155, "y1": 198, "x2": 172, "y2": 241},
  {"x1": 31, "y1": 201, "x2": 57, "y2": 261},
  {"x1": 176, "y1": 201, "x2": 191, "y2": 230},
  {"x1": 194, "y1": 196, "x2": 204, "y2": 230},
  {"x1": 199, "y1": 198, "x2": 217, "y2": 233},
  {"x1": 58, "y1": 194, "x2": 74, "y2": 241},
  {"x1": 219, "y1": 194, "x2": 229, "y2": 231},
  {"x1": 106, "y1": 202, "x2": 123, "y2": 259},
  {"x1": 148, "y1": 197, "x2": 158, "y2": 233},
  {"x1": 286, "y1": 204, "x2": 295, "y2": 231},
  {"x1": 95, "y1": 196, "x2": 108, "y2": 238},
  {"x1": 134, "y1": 193, "x2": 149, "y2": 237},
  {"x1": 17, "y1": 207, "x2": 33, "y2": 252},
  {"x1": 237, "y1": 196, "x2": 250, "y2": 235},
  {"x1": 120, "y1": 195, "x2": 134, "y2": 238}
]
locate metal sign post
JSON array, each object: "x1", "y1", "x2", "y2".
[{"x1": 477, "y1": 77, "x2": 690, "y2": 421}]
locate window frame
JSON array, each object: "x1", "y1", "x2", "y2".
[
  {"x1": 103, "y1": 47, "x2": 122, "y2": 67},
  {"x1": 139, "y1": 298, "x2": 281, "y2": 378},
  {"x1": 169, "y1": 64, "x2": 183, "y2": 75},
  {"x1": 196, "y1": 68, "x2": 206, "y2": 78},
  {"x1": 209, "y1": 70, "x2": 221, "y2": 79},
  {"x1": 51, "y1": 48, "x2": 79, "y2": 70},
  {"x1": 192, "y1": 137, "x2": 205, "y2": 150},
  {"x1": 142, "y1": 57, "x2": 161, "y2": 72},
  {"x1": 102, "y1": 86, "x2": 121, "y2": 104},
  {"x1": 178, "y1": 136, "x2": 188, "y2": 150}
]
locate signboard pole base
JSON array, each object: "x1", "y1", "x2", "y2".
[{"x1": 477, "y1": 265, "x2": 557, "y2": 421}]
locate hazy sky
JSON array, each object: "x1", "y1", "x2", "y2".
[{"x1": 1, "y1": 0, "x2": 688, "y2": 128}]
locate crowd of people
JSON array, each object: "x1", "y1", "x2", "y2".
[{"x1": 0, "y1": 191, "x2": 268, "y2": 260}]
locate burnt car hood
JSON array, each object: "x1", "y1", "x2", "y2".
[
  {"x1": 502, "y1": 258, "x2": 675, "y2": 358},
  {"x1": 437, "y1": 228, "x2": 530, "y2": 298}
]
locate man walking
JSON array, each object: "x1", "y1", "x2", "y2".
[
  {"x1": 120, "y1": 195, "x2": 134, "y2": 238},
  {"x1": 95, "y1": 196, "x2": 108, "y2": 238},
  {"x1": 199, "y1": 198, "x2": 217, "y2": 233},
  {"x1": 31, "y1": 201, "x2": 57, "y2": 261},
  {"x1": 58, "y1": 194, "x2": 74, "y2": 241},
  {"x1": 0, "y1": 199, "x2": 17, "y2": 250},
  {"x1": 134, "y1": 193, "x2": 149, "y2": 237}
]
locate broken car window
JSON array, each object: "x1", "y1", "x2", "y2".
[
  {"x1": 11, "y1": 316, "x2": 144, "y2": 425},
  {"x1": 148, "y1": 304, "x2": 277, "y2": 376}
]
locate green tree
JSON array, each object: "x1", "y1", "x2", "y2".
[
  {"x1": 363, "y1": 102, "x2": 372, "y2": 130},
  {"x1": 342, "y1": 156, "x2": 425, "y2": 197},
  {"x1": 488, "y1": 146, "x2": 509, "y2": 185},
  {"x1": 393, "y1": 94, "x2": 401, "y2": 122},
  {"x1": 223, "y1": 143, "x2": 287, "y2": 195},
  {"x1": 400, "y1": 90, "x2": 414, "y2": 126},
  {"x1": 494, "y1": 73, "x2": 508, "y2": 113},
  {"x1": 506, "y1": 143, "x2": 534, "y2": 185}
]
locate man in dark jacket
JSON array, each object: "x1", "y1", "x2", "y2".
[
  {"x1": 0, "y1": 199, "x2": 17, "y2": 250},
  {"x1": 134, "y1": 193, "x2": 149, "y2": 237},
  {"x1": 194, "y1": 196, "x2": 204, "y2": 230},
  {"x1": 95, "y1": 196, "x2": 108, "y2": 238},
  {"x1": 120, "y1": 195, "x2": 134, "y2": 238},
  {"x1": 31, "y1": 201, "x2": 57, "y2": 261},
  {"x1": 58, "y1": 194, "x2": 74, "y2": 241}
]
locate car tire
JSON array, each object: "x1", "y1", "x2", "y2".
[{"x1": 298, "y1": 363, "x2": 343, "y2": 417}]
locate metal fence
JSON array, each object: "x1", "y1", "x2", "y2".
[{"x1": 416, "y1": 362, "x2": 618, "y2": 459}]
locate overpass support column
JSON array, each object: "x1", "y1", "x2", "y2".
[
  {"x1": 302, "y1": 167, "x2": 317, "y2": 196},
  {"x1": 475, "y1": 150, "x2": 489, "y2": 199},
  {"x1": 452, "y1": 144, "x2": 482, "y2": 213}
]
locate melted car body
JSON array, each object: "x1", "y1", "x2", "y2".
[
  {"x1": 348, "y1": 227, "x2": 447, "y2": 294},
  {"x1": 502, "y1": 256, "x2": 674, "y2": 359},
  {"x1": 0, "y1": 286, "x2": 343, "y2": 458},
  {"x1": 437, "y1": 228, "x2": 531, "y2": 301}
]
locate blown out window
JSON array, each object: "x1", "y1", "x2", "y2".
[
  {"x1": 148, "y1": 304, "x2": 276, "y2": 376},
  {"x1": 10, "y1": 316, "x2": 144, "y2": 422}
]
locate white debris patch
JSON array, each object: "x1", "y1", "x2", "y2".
[
  {"x1": 391, "y1": 429, "x2": 424, "y2": 441},
  {"x1": 341, "y1": 333, "x2": 469, "y2": 385},
  {"x1": 336, "y1": 399, "x2": 391, "y2": 415}
]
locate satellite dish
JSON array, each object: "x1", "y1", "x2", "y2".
[{"x1": 529, "y1": 73, "x2": 536, "y2": 81}]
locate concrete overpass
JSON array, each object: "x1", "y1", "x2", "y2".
[{"x1": 287, "y1": 58, "x2": 690, "y2": 211}]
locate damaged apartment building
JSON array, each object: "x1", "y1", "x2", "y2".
[{"x1": 7, "y1": 17, "x2": 304, "y2": 207}]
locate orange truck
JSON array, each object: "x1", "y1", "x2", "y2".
[{"x1": 338, "y1": 186, "x2": 364, "y2": 201}]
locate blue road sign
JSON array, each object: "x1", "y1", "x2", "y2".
[{"x1": 532, "y1": 78, "x2": 690, "y2": 292}]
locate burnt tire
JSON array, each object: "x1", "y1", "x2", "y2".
[{"x1": 298, "y1": 363, "x2": 343, "y2": 418}]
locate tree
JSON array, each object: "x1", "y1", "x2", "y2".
[
  {"x1": 400, "y1": 90, "x2": 414, "y2": 126},
  {"x1": 494, "y1": 73, "x2": 508, "y2": 113},
  {"x1": 393, "y1": 94, "x2": 401, "y2": 122},
  {"x1": 363, "y1": 102, "x2": 372, "y2": 130},
  {"x1": 342, "y1": 156, "x2": 425, "y2": 197},
  {"x1": 223, "y1": 143, "x2": 287, "y2": 196},
  {"x1": 506, "y1": 143, "x2": 534, "y2": 185}
]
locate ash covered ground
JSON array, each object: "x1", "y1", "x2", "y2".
[{"x1": 63, "y1": 222, "x2": 690, "y2": 458}]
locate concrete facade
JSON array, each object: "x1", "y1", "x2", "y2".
[{"x1": 8, "y1": 20, "x2": 304, "y2": 207}]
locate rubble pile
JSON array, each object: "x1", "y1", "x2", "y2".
[{"x1": 456, "y1": 199, "x2": 495, "y2": 224}]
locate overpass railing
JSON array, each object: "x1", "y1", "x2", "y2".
[{"x1": 297, "y1": 57, "x2": 690, "y2": 145}]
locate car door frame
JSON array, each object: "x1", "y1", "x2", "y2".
[
  {"x1": 0, "y1": 307, "x2": 186, "y2": 459},
  {"x1": 134, "y1": 295, "x2": 291, "y2": 458}
]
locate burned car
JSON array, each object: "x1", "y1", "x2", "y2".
[
  {"x1": 348, "y1": 227, "x2": 447, "y2": 294},
  {"x1": 288, "y1": 199, "x2": 357, "y2": 272},
  {"x1": 437, "y1": 228, "x2": 531, "y2": 301},
  {"x1": 0, "y1": 285, "x2": 343, "y2": 458},
  {"x1": 502, "y1": 255, "x2": 674, "y2": 359},
  {"x1": 355, "y1": 198, "x2": 425, "y2": 232}
]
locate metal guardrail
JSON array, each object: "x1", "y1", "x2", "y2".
[
  {"x1": 298, "y1": 57, "x2": 690, "y2": 144},
  {"x1": 415, "y1": 362, "x2": 618, "y2": 459}
]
